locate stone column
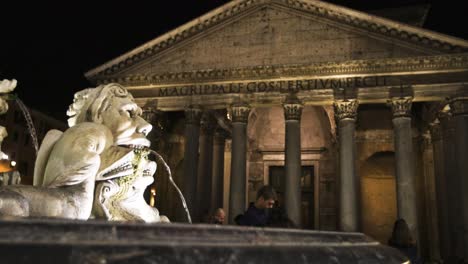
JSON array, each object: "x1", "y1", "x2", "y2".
[
  {"x1": 420, "y1": 132, "x2": 440, "y2": 262},
  {"x1": 211, "y1": 128, "x2": 227, "y2": 212},
  {"x1": 334, "y1": 99, "x2": 359, "y2": 232},
  {"x1": 142, "y1": 109, "x2": 172, "y2": 210},
  {"x1": 439, "y1": 112, "x2": 463, "y2": 261},
  {"x1": 388, "y1": 97, "x2": 418, "y2": 239},
  {"x1": 183, "y1": 106, "x2": 202, "y2": 222},
  {"x1": 197, "y1": 112, "x2": 215, "y2": 222},
  {"x1": 429, "y1": 121, "x2": 450, "y2": 261},
  {"x1": 283, "y1": 94, "x2": 303, "y2": 227},
  {"x1": 228, "y1": 103, "x2": 250, "y2": 224},
  {"x1": 449, "y1": 97, "x2": 468, "y2": 262}
]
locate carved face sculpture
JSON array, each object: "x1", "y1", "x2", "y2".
[
  {"x1": 99, "y1": 95, "x2": 152, "y2": 148},
  {"x1": 67, "y1": 83, "x2": 152, "y2": 150},
  {"x1": 64, "y1": 84, "x2": 169, "y2": 222}
]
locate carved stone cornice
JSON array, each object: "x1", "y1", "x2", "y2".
[
  {"x1": 283, "y1": 94, "x2": 303, "y2": 121},
  {"x1": 231, "y1": 103, "x2": 251, "y2": 123},
  {"x1": 333, "y1": 99, "x2": 358, "y2": 121},
  {"x1": 86, "y1": 0, "x2": 468, "y2": 80},
  {"x1": 185, "y1": 106, "x2": 202, "y2": 125},
  {"x1": 94, "y1": 53, "x2": 468, "y2": 86},
  {"x1": 388, "y1": 96, "x2": 413, "y2": 118},
  {"x1": 429, "y1": 122, "x2": 442, "y2": 141},
  {"x1": 449, "y1": 97, "x2": 468, "y2": 116}
]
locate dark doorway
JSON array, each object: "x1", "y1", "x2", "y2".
[{"x1": 269, "y1": 165, "x2": 315, "y2": 229}]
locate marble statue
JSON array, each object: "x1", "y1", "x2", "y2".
[
  {"x1": 93, "y1": 147, "x2": 169, "y2": 222},
  {"x1": 0, "y1": 79, "x2": 17, "y2": 160},
  {"x1": 0, "y1": 127, "x2": 9, "y2": 161},
  {"x1": 0, "y1": 83, "x2": 169, "y2": 222}
]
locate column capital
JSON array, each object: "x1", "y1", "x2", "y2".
[
  {"x1": 420, "y1": 132, "x2": 432, "y2": 150},
  {"x1": 388, "y1": 96, "x2": 413, "y2": 118},
  {"x1": 429, "y1": 121, "x2": 442, "y2": 141},
  {"x1": 185, "y1": 105, "x2": 202, "y2": 125},
  {"x1": 283, "y1": 94, "x2": 303, "y2": 121},
  {"x1": 333, "y1": 99, "x2": 359, "y2": 121},
  {"x1": 231, "y1": 103, "x2": 251, "y2": 123},
  {"x1": 142, "y1": 108, "x2": 159, "y2": 123},
  {"x1": 438, "y1": 111, "x2": 455, "y2": 139},
  {"x1": 200, "y1": 113, "x2": 216, "y2": 135},
  {"x1": 449, "y1": 97, "x2": 468, "y2": 116},
  {"x1": 214, "y1": 128, "x2": 229, "y2": 145},
  {"x1": 436, "y1": 110, "x2": 451, "y2": 123}
]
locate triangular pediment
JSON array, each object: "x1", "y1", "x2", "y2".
[{"x1": 85, "y1": 0, "x2": 468, "y2": 82}]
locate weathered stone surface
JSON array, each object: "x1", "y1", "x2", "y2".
[{"x1": 0, "y1": 218, "x2": 408, "y2": 264}]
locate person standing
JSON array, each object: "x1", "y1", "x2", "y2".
[
  {"x1": 237, "y1": 185, "x2": 277, "y2": 227},
  {"x1": 388, "y1": 218, "x2": 421, "y2": 264},
  {"x1": 209, "y1": 208, "x2": 225, "y2": 224}
]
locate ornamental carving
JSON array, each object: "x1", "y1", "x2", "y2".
[
  {"x1": 388, "y1": 97, "x2": 413, "y2": 118},
  {"x1": 185, "y1": 106, "x2": 202, "y2": 125},
  {"x1": 283, "y1": 94, "x2": 303, "y2": 121},
  {"x1": 95, "y1": 54, "x2": 468, "y2": 86},
  {"x1": 333, "y1": 99, "x2": 358, "y2": 121},
  {"x1": 231, "y1": 104, "x2": 251, "y2": 123},
  {"x1": 449, "y1": 97, "x2": 468, "y2": 116}
]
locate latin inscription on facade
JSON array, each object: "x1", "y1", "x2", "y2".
[{"x1": 156, "y1": 76, "x2": 389, "y2": 97}]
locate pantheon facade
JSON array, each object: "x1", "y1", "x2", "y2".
[{"x1": 85, "y1": 0, "x2": 468, "y2": 262}]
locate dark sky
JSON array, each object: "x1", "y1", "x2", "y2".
[{"x1": 1, "y1": 0, "x2": 467, "y2": 122}]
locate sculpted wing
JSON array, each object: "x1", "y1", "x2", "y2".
[
  {"x1": 42, "y1": 123, "x2": 113, "y2": 188},
  {"x1": 33, "y1": 129, "x2": 63, "y2": 186}
]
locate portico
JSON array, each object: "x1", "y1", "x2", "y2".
[{"x1": 85, "y1": 0, "x2": 468, "y2": 262}]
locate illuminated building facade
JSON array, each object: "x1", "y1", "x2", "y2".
[{"x1": 85, "y1": 0, "x2": 468, "y2": 262}]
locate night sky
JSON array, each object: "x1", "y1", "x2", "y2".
[{"x1": 1, "y1": 0, "x2": 467, "y2": 122}]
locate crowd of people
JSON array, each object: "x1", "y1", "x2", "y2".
[
  {"x1": 208, "y1": 185, "x2": 295, "y2": 228},
  {"x1": 207, "y1": 185, "x2": 420, "y2": 263}
]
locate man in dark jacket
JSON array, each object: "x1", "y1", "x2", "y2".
[{"x1": 237, "y1": 185, "x2": 277, "y2": 227}]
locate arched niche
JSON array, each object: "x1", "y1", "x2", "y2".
[
  {"x1": 245, "y1": 105, "x2": 333, "y2": 229},
  {"x1": 360, "y1": 151, "x2": 397, "y2": 244}
]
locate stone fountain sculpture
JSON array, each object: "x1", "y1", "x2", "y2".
[
  {"x1": 0, "y1": 83, "x2": 169, "y2": 223},
  {"x1": 0, "y1": 79, "x2": 17, "y2": 160}
]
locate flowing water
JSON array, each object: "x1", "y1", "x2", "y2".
[
  {"x1": 10, "y1": 99, "x2": 190, "y2": 223},
  {"x1": 149, "y1": 149, "x2": 192, "y2": 224},
  {"x1": 15, "y1": 98, "x2": 39, "y2": 156}
]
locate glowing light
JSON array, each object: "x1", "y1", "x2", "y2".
[
  {"x1": 10, "y1": 161, "x2": 16, "y2": 167},
  {"x1": 150, "y1": 187, "x2": 156, "y2": 207}
]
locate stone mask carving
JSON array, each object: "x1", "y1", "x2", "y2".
[
  {"x1": 93, "y1": 148, "x2": 169, "y2": 222},
  {"x1": 0, "y1": 83, "x2": 169, "y2": 223}
]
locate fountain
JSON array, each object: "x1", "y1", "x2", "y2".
[
  {"x1": 0, "y1": 81, "x2": 171, "y2": 222},
  {"x1": 0, "y1": 79, "x2": 408, "y2": 263}
]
